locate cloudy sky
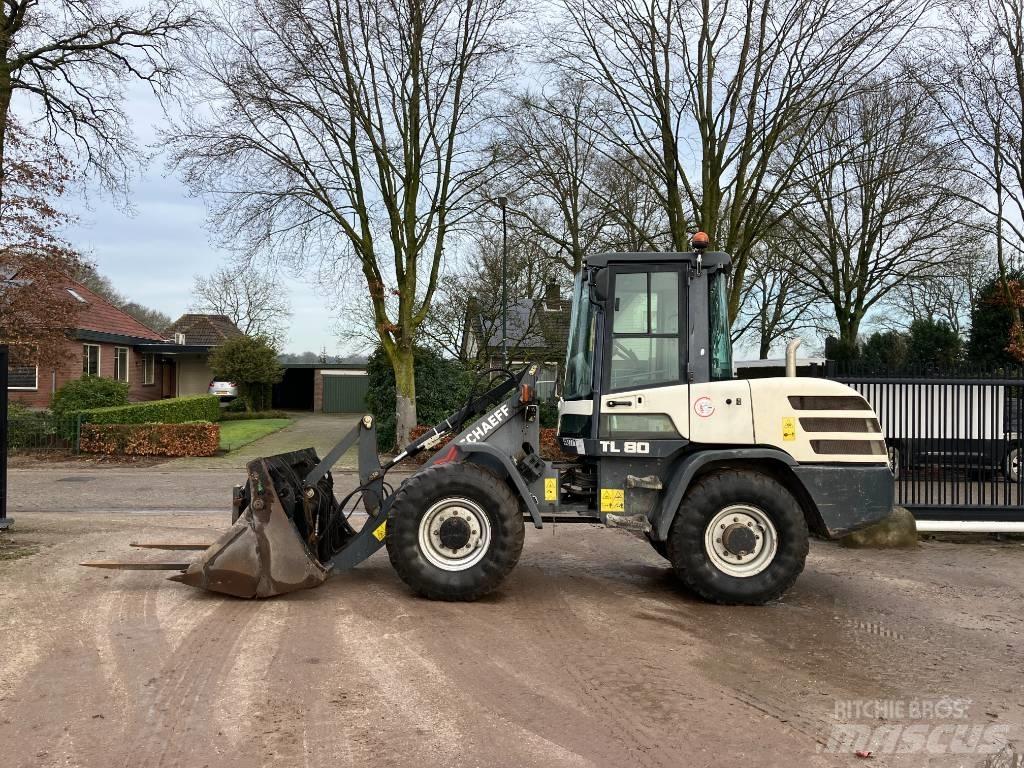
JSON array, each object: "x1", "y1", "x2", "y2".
[{"x1": 62, "y1": 85, "x2": 341, "y2": 357}]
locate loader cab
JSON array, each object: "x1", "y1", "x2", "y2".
[{"x1": 558, "y1": 251, "x2": 733, "y2": 441}]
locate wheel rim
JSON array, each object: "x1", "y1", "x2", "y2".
[
  {"x1": 1010, "y1": 450, "x2": 1020, "y2": 481},
  {"x1": 703, "y1": 504, "x2": 778, "y2": 578},
  {"x1": 418, "y1": 497, "x2": 492, "y2": 571}
]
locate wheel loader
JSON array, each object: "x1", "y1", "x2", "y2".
[{"x1": 85, "y1": 236, "x2": 894, "y2": 605}]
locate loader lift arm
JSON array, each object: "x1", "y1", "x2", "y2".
[{"x1": 83, "y1": 367, "x2": 538, "y2": 598}]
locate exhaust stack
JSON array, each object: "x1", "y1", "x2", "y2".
[{"x1": 785, "y1": 339, "x2": 802, "y2": 377}]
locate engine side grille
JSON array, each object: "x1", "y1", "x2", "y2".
[
  {"x1": 810, "y1": 439, "x2": 886, "y2": 456},
  {"x1": 788, "y1": 395, "x2": 869, "y2": 411},
  {"x1": 799, "y1": 417, "x2": 881, "y2": 433}
]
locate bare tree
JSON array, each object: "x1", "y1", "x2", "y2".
[
  {"x1": 917, "y1": 0, "x2": 1024, "y2": 357},
  {"x1": 733, "y1": 237, "x2": 821, "y2": 359},
  {"x1": 549, "y1": 0, "x2": 928, "y2": 320},
  {"x1": 0, "y1": 1, "x2": 198, "y2": 204},
  {"x1": 592, "y1": 150, "x2": 668, "y2": 252},
  {"x1": 191, "y1": 263, "x2": 292, "y2": 347},
  {"x1": 493, "y1": 78, "x2": 610, "y2": 275},
  {"x1": 890, "y1": 245, "x2": 992, "y2": 337},
  {"x1": 171, "y1": 0, "x2": 517, "y2": 444},
  {"x1": 786, "y1": 80, "x2": 977, "y2": 350},
  {"x1": 418, "y1": 223, "x2": 566, "y2": 363}
]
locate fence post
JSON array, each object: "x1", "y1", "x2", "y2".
[{"x1": 0, "y1": 344, "x2": 11, "y2": 530}]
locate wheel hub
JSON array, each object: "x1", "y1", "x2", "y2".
[
  {"x1": 721, "y1": 523, "x2": 757, "y2": 556},
  {"x1": 438, "y1": 516, "x2": 472, "y2": 551},
  {"x1": 418, "y1": 497, "x2": 492, "y2": 572},
  {"x1": 703, "y1": 505, "x2": 778, "y2": 578}
]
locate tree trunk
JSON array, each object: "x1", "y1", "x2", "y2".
[
  {"x1": 393, "y1": 345, "x2": 417, "y2": 448},
  {"x1": 0, "y1": 59, "x2": 12, "y2": 210}
]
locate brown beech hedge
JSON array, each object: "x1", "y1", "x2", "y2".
[{"x1": 80, "y1": 422, "x2": 220, "y2": 457}]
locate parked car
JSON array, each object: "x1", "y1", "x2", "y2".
[{"x1": 208, "y1": 380, "x2": 238, "y2": 401}]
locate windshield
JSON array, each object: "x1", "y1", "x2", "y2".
[
  {"x1": 563, "y1": 271, "x2": 596, "y2": 400},
  {"x1": 709, "y1": 269, "x2": 733, "y2": 380}
]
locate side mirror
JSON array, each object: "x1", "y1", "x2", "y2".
[{"x1": 591, "y1": 268, "x2": 610, "y2": 304}]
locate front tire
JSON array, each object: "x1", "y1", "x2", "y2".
[
  {"x1": 667, "y1": 469, "x2": 809, "y2": 605},
  {"x1": 385, "y1": 463, "x2": 524, "y2": 601}
]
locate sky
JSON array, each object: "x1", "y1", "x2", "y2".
[{"x1": 60, "y1": 86, "x2": 342, "y2": 357}]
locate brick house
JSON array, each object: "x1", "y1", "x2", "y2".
[
  {"x1": 460, "y1": 282, "x2": 571, "y2": 399},
  {"x1": 162, "y1": 314, "x2": 244, "y2": 396},
  {"x1": 8, "y1": 279, "x2": 176, "y2": 408},
  {"x1": 7, "y1": 281, "x2": 245, "y2": 408}
]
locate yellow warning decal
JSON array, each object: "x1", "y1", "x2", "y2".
[
  {"x1": 600, "y1": 488, "x2": 625, "y2": 513},
  {"x1": 372, "y1": 521, "x2": 387, "y2": 541},
  {"x1": 782, "y1": 416, "x2": 796, "y2": 442},
  {"x1": 544, "y1": 477, "x2": 557, "y2": 501}
]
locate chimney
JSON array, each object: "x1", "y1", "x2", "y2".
[{"x1": 544, "y1": 281, "x2": 560, "y2": 305}]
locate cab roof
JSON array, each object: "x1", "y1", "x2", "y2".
[{"x1": 584, "y1": 251, "x2": 731, "y2": 269}]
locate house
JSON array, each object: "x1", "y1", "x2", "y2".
[
  {"x1": 6, "y1": 279, "x2": 246, "y2": 407},
  {"x1": 460, "y1": 282, "x2": 571, "y2": 398},
  {"x1": 159, "y1": 314, "x2": 245, "y2": 396},
  {"x1": 8, "y1": 278, "x2": 174, "y2": 407}
]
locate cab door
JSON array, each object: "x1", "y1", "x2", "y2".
[{"x1": 599, "y1": 266, "x2": 688, "y2": 440}]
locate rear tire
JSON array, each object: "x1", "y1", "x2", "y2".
[
  {"x1": 667, "y1": 469, "x2": 808, "y2": 605},
  {"x1": 385, "y1": 463, "x2": 524, "y2": 601}
]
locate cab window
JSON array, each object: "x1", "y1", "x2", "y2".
[{"x1": 608, "y1": 269, "x2": 683, "y2": 391}]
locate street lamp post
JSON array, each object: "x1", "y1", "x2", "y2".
[{"x1": 496, "y1": 195, "x2": 509, "y2": 366}]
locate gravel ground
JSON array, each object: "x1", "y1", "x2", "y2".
[{"x1": 0, "y1": 503, "x2": 1021, "y2": 768}]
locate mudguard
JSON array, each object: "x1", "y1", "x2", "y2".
[{"x1": 650, "y1": 448, "x2": 801, "y2": 541}]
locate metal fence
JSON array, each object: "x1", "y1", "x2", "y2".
[
  {"x1": 1, "y1": 345, "x2": 9, "y2": 529},
  {"x1": 826, "y1": 365, "x2": 1024, "y2": 523},
  {"x1": 6, "y1": 409, "x2": 82, "y2": 453}
]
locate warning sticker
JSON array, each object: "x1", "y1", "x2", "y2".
[
  {"x1": 372, "y1": 522, "x2": 387, "y2": 541},
  {"x1": 600, "y1": 488, "x2": 625, "y2": 513},
  {"x1": 544, "y1": 477, "x2": 557, "y2": 501},
  {"x1": 782, "y1": 417, "x2": 796, "y2": 442}
]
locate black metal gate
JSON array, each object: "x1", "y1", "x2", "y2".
[
  {"x1": 829, "y1": 370, "x2": 1024, "y2": 522},
  {"x1": 1, "y1": 344, "x2": 10, "y2": 530}
]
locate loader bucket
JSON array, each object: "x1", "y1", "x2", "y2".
[{"x1": 170, "y1": 449, "x2": 355, "y2": 598}]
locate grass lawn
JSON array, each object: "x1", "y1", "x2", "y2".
[{"x1": 218, "y1": 419, "x2": 292, "y2": 451}]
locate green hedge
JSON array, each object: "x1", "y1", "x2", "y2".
[
  {"x1": 74, "y1": 395, "x2": 221, "y2": 426},
  {"x1": 218, "y1": 409, "x2": 289, "y2": 421}
]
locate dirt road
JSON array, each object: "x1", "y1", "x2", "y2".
[{"x1": 1, "y1": 506, "x2": 1021, "y2": 767}]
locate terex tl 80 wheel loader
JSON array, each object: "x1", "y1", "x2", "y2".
[{"x1": 85, "y1": 237, "x2": 894, "y2": 605}]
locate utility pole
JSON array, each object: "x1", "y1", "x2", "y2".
[{"x1": 497, "y1": 196, "x2": 509, "y2": 366}]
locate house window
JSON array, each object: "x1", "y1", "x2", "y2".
[
  {"x1": 83, "y1": 344, "x2": 100, "y2": 377},
  {"x1": 8, "y1": 365, "x2": 38, "y2": 390},
  {"x1": 142, "y1": 354, "x2": 156, "y2": 385},
  {"x1": 114, "y1": 347, "x2": 129, "y2": 383}
]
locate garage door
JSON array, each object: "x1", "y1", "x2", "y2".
[{"x1": 322, "y1": 374, "x2": 370, "y2": 413}]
